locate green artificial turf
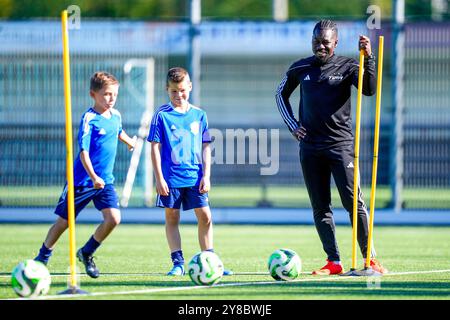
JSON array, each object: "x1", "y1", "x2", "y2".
[{"x1": 2, "y1": 185, "x2": 450, "y2": 208}]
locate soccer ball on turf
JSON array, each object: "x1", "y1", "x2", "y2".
[
  {"x1": 11, "y1": 259, "x2": 51, "y2": 298},
  {"x1": 188, "y1": 251, "x2": 224, "y2": 286},
  {"x1": 268, "y1": 248, "x2": 302, "y2": 281}
]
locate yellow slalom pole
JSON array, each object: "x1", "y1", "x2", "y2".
[
  {"x1": 61, "y1": 10, "x2": 77, "y2": 290},
  {"x1": 350, "y1": 50, "x2": 365, "y2": 271},
  {"x1": 365, "y1": 36, "x2": 384, "y2": 269}
]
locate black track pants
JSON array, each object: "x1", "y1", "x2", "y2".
[{"x1": 299, "y1": 143, "x2": 375, "y2": 262}]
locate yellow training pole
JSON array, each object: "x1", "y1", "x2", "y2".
[
  {"x1": 350, "y1": 50, "x2": 365, "y2": 271},
  {"x1": 61, "y1": 10, "x2": 77, "y2": 290},
  {"x1": 365, "y1": 36, "x2": 384, "y2": 269}
]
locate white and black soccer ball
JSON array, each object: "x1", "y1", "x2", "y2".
[
  {"x1": 188, "y1": 251, "x2": 224, "y2": 286},
  {"x1": 11, "y1": 260, "x2": 51, "y2": 298},
  {"x1": 268, "y1": 248, "x2": 302, "y2": 281}
]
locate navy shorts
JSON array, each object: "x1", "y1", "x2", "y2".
[
  {"x1": 156, "y1": 186, "x2": 209, "y2": 211},
  {"x1": 54, "y1": 184, "x2": 120, "y2": 219}
]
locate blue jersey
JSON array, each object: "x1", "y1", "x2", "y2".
[
  {"x1": 73, "y1": 108, "x2": 123, "y2": 187},
  {"x1": 147, "y1": 103, "x2": 212, "y2": 188}
]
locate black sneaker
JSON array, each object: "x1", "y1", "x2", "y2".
[
  {"x1": 77, "y1": 248, "x2": 100, "y2": 278},
  {"x1": 167, "y1": 264, "x2": 185, "y2": 276}
]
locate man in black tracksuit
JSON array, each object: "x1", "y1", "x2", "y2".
[{"x1": 275, "y1": 20, "x2": 387, "y2": 275}]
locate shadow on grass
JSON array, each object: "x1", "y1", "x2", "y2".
[
  {"x1": 1, "y1": 272, "x2": 184, "y2": 277},
  {"x1": 35, "y1": 278, "x2": 450, "y2": 299}
]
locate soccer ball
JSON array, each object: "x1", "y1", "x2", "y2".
[
  {"x1": 11, "y1": 260, "x2": 51, "y2": 298},
  {"x1": 268, "y1": 248, "x2": 302, "y2": 281},
  {"x1": 188, "y1": 251, "x2": 224, "y2": 286}
]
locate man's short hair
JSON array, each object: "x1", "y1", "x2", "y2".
[
  {"x1": 313, "y1": 20, "x2": 338, "y2": 38},
  {"x1": 166, "y1": 67, "x2": 190, "y2": 86},
  {"x1": 90, "y1": 71, "x2": 119, "y2": 92}
]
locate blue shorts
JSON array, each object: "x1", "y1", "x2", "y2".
[
  {"x1": 156, "y1": 186, "x2": 209, "y2": 211},
  {"x1": 54, "y1": 184, "x2": 119, "y2": 220}
]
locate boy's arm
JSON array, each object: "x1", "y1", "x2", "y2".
[
  {"x1": 150, "y1": 141, "x2": 169, "y2": 196},
  {"x1": 199, "y1": 142, "x2": 211, "y2": 194},
  {"x1": 80, "y1": 150, "x2": 105, "y2": 189},
  {"x1": 119, "y1": 130, "x2": 137, "y2": 151}
]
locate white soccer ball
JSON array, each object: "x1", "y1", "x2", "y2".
[
  {"x1": 11, "y1": 260, "x2": 51, "y2": 298},
  {"x1": 188, "y1": 251, "x2": 224, "y2": 286},
  {"x1": 268, "y1": 248, "x2": 302, "y2": 281}
]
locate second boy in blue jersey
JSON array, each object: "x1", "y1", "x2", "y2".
[{"x1": 148, "y1": 67, "x2": 232, "y2": 276}]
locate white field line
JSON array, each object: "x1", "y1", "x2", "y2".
[{"x1": 2, "y1": 269, "x2": 449, "y2": 300}]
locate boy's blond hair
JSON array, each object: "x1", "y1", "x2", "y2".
[
  {"x1": 90, "y1": 71, "x2": 119, "y2": 92},
  {"x1": 166, "y1": 67, "x2": 190, "y2": 86}
]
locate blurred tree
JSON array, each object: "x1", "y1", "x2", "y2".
[
  {"x1": 80, "y1": 0, "x2": 188, "y2": 19},
  {"x1": 371, "y1": 0, "x2": 393, "y2": 19},
  {"x1": 3, "y1": 0, "x2": 189, "y2": 19},
  {"x1": 7, "y1": 0, "x2": 75, "y2": 18}
]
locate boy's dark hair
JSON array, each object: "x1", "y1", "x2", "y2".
[
  {"x1": 313, "y1": 20, "x2": 338, "y2": 38},
  {"x1": 166, "y1": 67, "x2": 190, "y2": 86},
  {"x1": 90, "y1": 71, "x2": 119, "y2": 92}
]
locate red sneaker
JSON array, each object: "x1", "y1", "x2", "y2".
[
  {"x1": 312, "y1": 260, "x2": 345, "y2": 275},
  {"x1": 370, "y1": 258, "x2": 388, "y2": 274}
]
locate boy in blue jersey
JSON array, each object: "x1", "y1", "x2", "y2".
[
  {"x1": 148, "y1": 67, "x2": 232, "y2": 276},
  {"x1": 34, "y1": 71, "x2": 136, "y2": 278},
  {"x1": 275, "y1": 20, "x2": 387, "y2": 275}
]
